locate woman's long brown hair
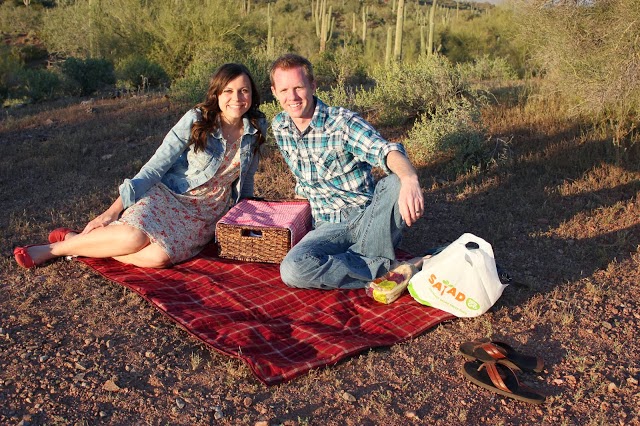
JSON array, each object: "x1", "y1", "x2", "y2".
[{"x1": 191, "y1": 63, "x2": 265, "y2": 152}]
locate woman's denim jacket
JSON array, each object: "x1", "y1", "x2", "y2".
[{"x1": 119, "y1": 108, "x2": 266, "y2": 209}]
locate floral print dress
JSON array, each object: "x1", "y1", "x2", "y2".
[{"x1": 113, "y1": 136, "x2": 242, "y2": 264}]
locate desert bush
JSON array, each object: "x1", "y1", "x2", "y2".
[
  {"x1": 316, "y1": 83, "x2": 359, "y2": 112},
  {"x1": 60, "y1": 57, "x2": 115, "y2": 96},
  {"x1": 438, "y1": 6, "x2": 526, "y2": 77},
  {"x1": 170, "y1": 47, "x2": 251, "y2": 106},
  {"x1": 313, "y1": 43, "x2": 369, "y2": 88},
  {"x1": 259, "y1": 100, "x2": 282, "y2": 125},
  {"x1": 170, "y1": 44, "x2": 277, "y2": 107},
  {"x1": 456, "y1": 55, "x2": 517, "y2": 82},
  {"x1": 15, "y1": 67, "x2": 61, "y2": 102},
  {"x1": 116, "y1": 56, "x2": 170, "y2": 92},
  {"x1": 42, "y1": 0, "x2": 150, "y2": 60},
  {"x1": 41, "y1": 0, "x2": 257, "y2": 79},
  {"x1": 513, "y1": 0, "x2": 640, "y2": 147},
  {"x1": 354, "y1": 54, "x2": 473, "y2": 125},
  {"x1": 0, "y1": 48, "x2": 23, "y2": 102},
  {"x1": 406, "y1": 96, "x2": 486, "y2": 172},
  {"x1": 0, "y1": 1, "x2": 43, "y2": 36}
]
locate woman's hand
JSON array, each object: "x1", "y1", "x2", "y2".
[{"x1": 81, "y1": 197, "x2": 124, "y2": 234}]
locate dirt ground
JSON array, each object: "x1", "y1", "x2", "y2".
[{"x1": 1, "y1": 94, "x2": 639, "y2": 425}]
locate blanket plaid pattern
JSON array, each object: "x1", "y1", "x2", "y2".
[{"x1": 78, "y1": 244, "x2": 454, "y2": 385}]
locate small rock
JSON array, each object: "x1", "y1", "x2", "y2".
[
  {"x1": 75, "y1": 362, "x2": 89, "y2": 371},
  {"x1": 627, "y1": 377, "x2": 638, "y2": 386},
  {"x1": 99, "y1": 411, "x2": 108, "y2": 418},
  {"x1": 102, "y1": 380, "x2": 121, "y2": 392},
  {"x1": 552, "y1": 378, "x2": 564, "y2": 385},
  {"x1": 213, "y1": 409, "x2": 224, "y2": 420},
  {"x1": 105, "y1": 340, "x2": 113, "y2": 348},
  {"x1": 101, "y1": 154, "x2": 114, "y2": 160},
  {"x1": 243, "y1": 397, "x2": 253, "y2": 407},
  {"x1": 39, "y1": 355, "x2": 49, "y2": 363},
  {"x1": 608, "y1": 382, "x2": 618, "y2": 393},
  {"x1": 254, "y1": 421, "x2": 269, "y2": 426},
  {"x1": 601, "y1": 321, "x2": 613, "y2": 330},
  {"x1": 405, "y1": 410, "x2": 419, "y2": 419},
  {"x1": 175, "y1": 398, "x2": 185, "y2": 409},
  {"x1": 341, "y1": 391, "x2": 356, "y2": 402}
]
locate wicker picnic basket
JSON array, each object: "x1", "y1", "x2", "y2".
[{"x1": 216, "y1": 199, "x2": 312, "y2": 264}]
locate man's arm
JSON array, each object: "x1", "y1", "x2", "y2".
[{"x1": 386, "y1": 150, "x2": 424, "y2": 227}]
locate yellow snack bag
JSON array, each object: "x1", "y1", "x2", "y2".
[{"x1": 366, "y1": 263, "x2": 416, "y2": 304}]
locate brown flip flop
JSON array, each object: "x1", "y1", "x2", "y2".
[
  {"x1": 459, "y1": 339, "x2": 544, "y2": 373},
  {"x1": 462, "y1": 361, "x2": 546, "y2": 405}
]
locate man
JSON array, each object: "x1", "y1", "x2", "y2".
[{"x1": 270, "y1": 53, "x2": 424, "y2": 289}]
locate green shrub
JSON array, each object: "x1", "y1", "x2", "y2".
[
  {"x1": 170, "y1": 55, "x2": 230, "y2": 106},
  {"x1": 0, "y1": 47, "x2": 23, "y2": 102},
  {"x1": 259, "y1": 100, "x2": 281, "y2": 124},
  {"x1": 354, "y1": 54, "x2": 472, "y2": 125},
  {"x1": 313, "y1": 44, "x2": 369, "y2": 88},
  {"x1": 170, "y1": 45, "x2": 274, "y2": 106},
  {"x1": 16, "y1": 67, "x2": 61, "y2": 102},
  {"x1": 60, "y1": 57, "x2": 115, "y2": 96},
  {"x1": 456, "y1": 55, "x2": 517, "y2": 82},
  {"x1": 316, "y1": 83, "x2": 358, "y2": 112},
  {"x1": 0, "y1": 2, "x2": 43, "y2": 36},
  {"x1": 116, "y1": 56, "x2": 170, "y2": 91},
  {"x1": 513, "y1": 0, "x2": 640, "y2": 146},
  {"x1": 406, "y1": 96, "x2": 486, "y2": 172}
]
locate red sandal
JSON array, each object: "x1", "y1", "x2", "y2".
[
  {"x1": 14, "y1": 245, "x2": 38, "y2": 269},
  {"x1": 48, "y1": 227, "x2": 79, "y2": 244}
]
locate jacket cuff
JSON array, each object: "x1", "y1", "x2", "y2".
[{"x1": 119, "y1": 179, "x2": 135, "y2": 210}]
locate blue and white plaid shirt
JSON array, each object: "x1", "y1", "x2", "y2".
[{"x1": 271, "y1": 97, "x2": 406, "y2": 224}]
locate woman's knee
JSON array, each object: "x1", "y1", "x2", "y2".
[{"x1": 120, "y1": 227, "x2": 151, "y2": 252}]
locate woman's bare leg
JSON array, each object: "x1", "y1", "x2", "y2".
[
  {"x1": 23, "y1": 224, "x2": 151, "y2": 265},
  {"x1": 113, "y1": 243, "x2": 171, "y2": 268},
  {"x1": 61, "y1": 229, "x2": 171, "y2": 267}
]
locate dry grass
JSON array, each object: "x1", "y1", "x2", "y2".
[{"x1": 1, "y1": 90, "x2": 639, "y2": 425}]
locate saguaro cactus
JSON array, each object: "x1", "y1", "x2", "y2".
[
  {"x1": 361, "y1": 6, "x2": 368, "y2": 43},
  {"x1": 267, "y1": 3, "x2": 275, "y2": 56},
  {"x1": 428, "y1": 0, "x2": 437, "y2": 57},
  {"x1": 313, "y1": 0, "x2": 334, "y2": 52},
  {"x1": 385, "y1": 27, "x2": 393, "y2": 66},
  {"x1": 393, "y1": 0, "x2": 405, "y2": 61}
]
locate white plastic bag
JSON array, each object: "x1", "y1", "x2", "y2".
[{"x1": 407, "y1": 233, "x2": 508, "y2": 317}]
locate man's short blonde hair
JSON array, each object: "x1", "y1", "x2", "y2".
[{"x1": 269, "y1": 53, "x2": 315, "y2": 86}]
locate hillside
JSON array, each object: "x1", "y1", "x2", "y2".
[{"x1": 1, "y1": 92, "x2": 638, "y2": 425}]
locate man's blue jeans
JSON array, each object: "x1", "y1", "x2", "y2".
[{"x1": 279, "y1": 175, "x2": 405, "y2": 289}]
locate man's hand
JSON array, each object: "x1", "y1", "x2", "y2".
[
  {"x1": 386, "y1": 151, "x2": 424, "y2": 227},
  {"x1": 398, "y1": 175, "x2": 424, "y2": 227}
]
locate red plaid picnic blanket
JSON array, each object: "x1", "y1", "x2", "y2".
[{"x1": 78, "y1": 244, "x2": 454, "y2": 385}]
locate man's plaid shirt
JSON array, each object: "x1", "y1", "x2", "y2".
[{"x1": 271, "y1": 97, "x2": 406, "y2": 224}]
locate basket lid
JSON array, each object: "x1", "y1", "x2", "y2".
[{"x1": 218, "y1": 199, "x2": 312, "y2": 245}]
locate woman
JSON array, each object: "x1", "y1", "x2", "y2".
[{"x1": 14, "y1": 63, "x2": 267, "y2": 269}]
